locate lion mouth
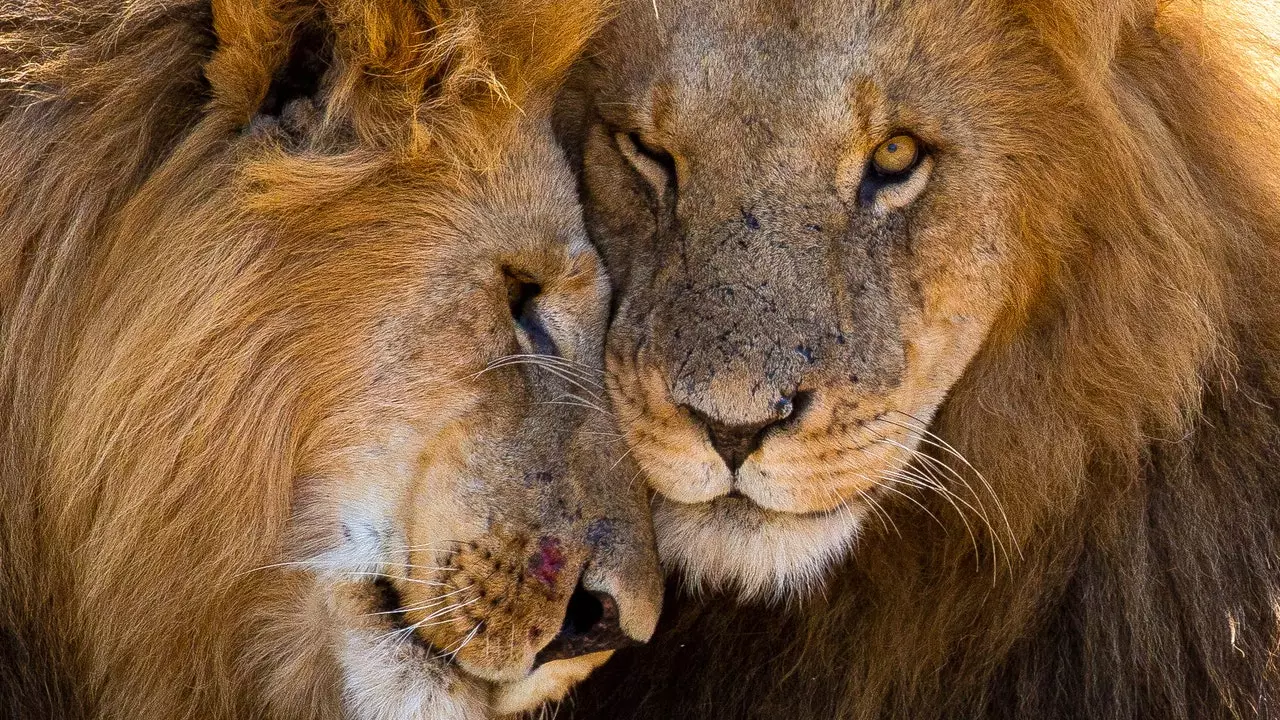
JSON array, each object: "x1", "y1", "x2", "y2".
[
  {"x1": 370, "y1": 577, "x2": 461, "y2": 662},
  {"x1": 367, "y1": 577, "x2": 511, "y2": 686},
  {"x1": 718, "y1": 493, "x2": 844, "y2": 519},
  {"x1": 659, "y1": 488, "x2": 848, "y2": 522}
]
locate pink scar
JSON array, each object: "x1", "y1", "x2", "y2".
[{"x1": 528, "y1": 536, "x2": 566, "y2": 587}]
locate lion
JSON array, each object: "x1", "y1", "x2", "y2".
[
  {"x1": 552, "y1": 0, "x2": 1280, "y2": 717},
  {"x1": 0, "y1": 1, "x2": 662, "y2": 719}
]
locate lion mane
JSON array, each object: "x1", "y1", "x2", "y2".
[{"x1": 566, "y1": 1, "x2": 1280, "y2": 719}]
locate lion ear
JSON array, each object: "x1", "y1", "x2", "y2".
[
  {"x1": 208, "y1": 0, "x2": 433, "y2": 144},
  {"x1": 207, "y1": 0, "x2": 605, "y2": 149},
  {"x1": 255, "y1": 16, "x2": 333, "y2": 120},
  {"x1": 205, "y1": 1, "x2": 335, "y2": 131},
  {"x1": 462, "y1": 0, "x2": 606, "y2": 105}
]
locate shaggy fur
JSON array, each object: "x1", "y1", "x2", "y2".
[
  {"x1": 0, "y1": 2, "x2": 662, "y2": 719},
  {"x1": 556, "y1": 0, "x2": 1280, "y2": 717}
]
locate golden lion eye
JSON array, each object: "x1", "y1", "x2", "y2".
[{"x1": 871, "y1": 134, "x2": 921, "y2": 176}]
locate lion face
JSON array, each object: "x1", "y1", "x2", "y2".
[
  {"x1": 266, "y1": 121, "x2": 661, "y2": 717},
  {"x1": 558, "y1": 0, "x2": 1062, "y2": 597},
  {"x1": 207, "y1": 12, "x2": 663, "y2": 718}
]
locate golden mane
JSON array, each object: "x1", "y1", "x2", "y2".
[
  {"x1": 566, "y1": 1, "x2": 1280, "y2": 717},
  {"x1": 0, "y1": 0, "x2": 608, "y2": 717}
]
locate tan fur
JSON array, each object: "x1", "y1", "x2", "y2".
[
  {"x1": 556, "y1": 0, "x2": 1280, "y2": 717},
  {"x1": 0, "y1": 2, "x2": 662, "y2": 719}
]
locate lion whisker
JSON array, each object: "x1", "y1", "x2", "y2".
[
  {"x1": 557, "y1": 389, "x2": 612, "y2": 413},
  {"x1": 538, "y1": 397, "x2": 616, "y2": 417},
  {"x1": 524, "y1": 361, "x2": 608, "y2": 399},
  {"x1": 896, "y1": 440, "x2": 1012, "y2": 581},
  {"x1": 407, "y1": 615, "x2": 473, "y2": 631},
  {"x1": 834, "y1": 486, "x2": 897, "y2": 538},
  {"x1": 396, "y1": 563, "x2": 458, "y2": 574},
  {"x1": 551, "y1": 391, "x2": 615, "y2": 417},
  {"x1": 444, "y1": 621, "x2": 483, "y2": 662},
  {"x1": 367, "y1": 585, "x2": 475, "y2": 616},
  {"x1": 878, "y1": 464, "x2": 982, "y2": 563},
  {"x1": 883, "y1": 411, "x2": 1020, "y2": 558},
  {"x1": 381, "y1": 541, "x2": 467, "y2": 556},
  {"x1": 374, "y1": 596, "x2": 482, "y2": 650},
  {"x1": 490, "y1": 353, "x2": 604, "y2": 378},
  {"x1": 371, "y1": 594, "x2": 483, "y2": 651},
  {"x1": 478, "y1": 355, "x2": 605, "y2": 397},
  {"x1": 343, "y1": 572, "x2": 452, "y2": 589},
  {"x1": 856, "y1": 472, "x2": 947, "y2": 531},
  {"x1": 870, "y1": 431, "x2": 1004, "y2": 566},
  {"x1": 627, "y1": 465, "x2": 647, "y2": 493},
  {"x1": 422, "y1": 596, "x2": 480, "y2": 622},
  {"x1": 608, "y1": 444, "x2": 637, "y2": 472},
  {"x1": 241, "y1": 559, "x2": 456, "y2": 574}
]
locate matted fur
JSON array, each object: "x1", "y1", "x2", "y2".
[
  {"x1": 557, "y1": 0, "x2": 1280, "y2": 718},
  {"x1": 0, "y1": 1, "x2": 662, "y2": 719}
]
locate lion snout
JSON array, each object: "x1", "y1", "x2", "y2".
[
  {"x1": 534, "y1": 583, "x2": 640, "y2": 665},
  {"x1": 401, "y1": 528, "x2": 655, "y2": 683}
]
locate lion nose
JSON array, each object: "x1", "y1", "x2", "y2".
[
  {"x1": 534, "y1": 578, "x2": 639, "y2": 667},
  {"x1": 688, "y1": 394, "x2": 796, "y2": 472}
]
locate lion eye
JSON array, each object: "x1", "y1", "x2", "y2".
[
  {"x1": 871, "y1": 134, "x2": 921, "y2": 176},
  {"x1": 614, "y1": 130, "x2": 677, "y2": 194},
  {"x1": 505, "y1": 270, "x2": 556, "y2": 355}
]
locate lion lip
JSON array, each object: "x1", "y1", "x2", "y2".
[
  {"x1": 662, "y1": 489, "x2": 845, "y2": 521},
  {"x1": 369, "y1": 578, "x2": 526, "y2": 684}
]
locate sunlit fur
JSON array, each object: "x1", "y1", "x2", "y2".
[
  {"x1": 559, "y1": 0, "x2": 1280, "y2": 717},
  {"x1": 0, "y1": 1, "x2": 663, "y2": 719}
]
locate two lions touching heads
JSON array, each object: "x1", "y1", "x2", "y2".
[{"x1": 2, "y1": 1, "x2": 1279, "y2": 719}]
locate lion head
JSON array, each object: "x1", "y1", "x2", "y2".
[
  {"x1": 556, "y1": 0, "x2": 1280, "y2": 599},
  {"x1": 0, "y1": 1, "x2": 660, "y2": 718},
  {"x1": 555, "y1": 0, "x2": 1280, "y2": 718}
]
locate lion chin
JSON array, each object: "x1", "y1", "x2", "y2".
[{"x1": 651, "y1": 495, "x2": 862, "y2": 601}]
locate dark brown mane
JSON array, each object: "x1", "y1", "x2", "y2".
[{"x1": 568, "y1": 2, "x2": 1280, "y2": 718}]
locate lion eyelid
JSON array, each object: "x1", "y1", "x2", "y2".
[
  {"x1": 867, "y1": 155, "x2": 934, "y2": 214},
  {"x1": 614, "y1": 130, "x2": 676, "y2": 194},
  {"x1": 505, "y1": 277, "x2": 559, "y2": 357}
]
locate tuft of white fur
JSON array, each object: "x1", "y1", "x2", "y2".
[
  {"x1": 652, "y1": 497, "x2": 862, "y2": 602},
  {"x1": 340, "y1": 628, "x2": 489, "y2": 720},
  {"x1": 490, "y1": 652, "x2": 613, "y2": 715},
  {"x1": 310, "y1": 439, "x2": 492, "y2": 720}
]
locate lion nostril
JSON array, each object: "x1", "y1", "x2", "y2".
[
  {"x1": 561, "y1": 583, "x2": 605, "y2": 635},
  {"x1": 533, "y1": 580, "x2": 638, "y2": 667},
  {"x1": 689, "y1": 398, "x2": 798, "y2": 472},
  {"x1": 773, "y1": 396, "x2": 794, "y2": 419},
  {"x1": 788, "y1": 391, "x2": 813, "y2": 422}
]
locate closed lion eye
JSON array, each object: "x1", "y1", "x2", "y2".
[
  {"x1": 614, "y1": 130, "x2": 677, "y2": 195},
  {"x1": 505, "y1": 270, "x2": 557, "y2": 355}
]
